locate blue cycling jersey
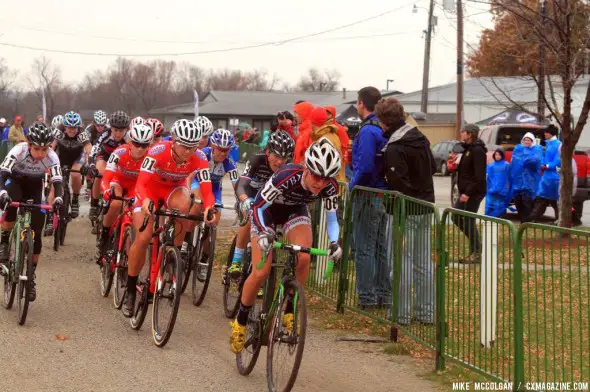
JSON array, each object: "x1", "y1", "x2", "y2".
[{"x1": 191, "y1": 147, "x2": 238, "y2": 202}]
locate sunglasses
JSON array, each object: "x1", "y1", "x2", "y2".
[
  {"x1": 131, "y1": 141, "x2": 150, "y2": 149},
  {"x1": 214, "y1": 147, "x2": 231, "y2": 154}
]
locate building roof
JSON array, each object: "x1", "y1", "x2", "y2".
[
  {"x1": 151, "y1": 89, "x2": 402, "y2": 117},
  {"x1": 410, "y1": 112, "x2": 457, "y2": 125}
]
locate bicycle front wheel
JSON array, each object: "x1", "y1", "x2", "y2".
[
  {"x1": 17, "y1": 230, "x2": 34, "y2": 325},
  {"x1": 99, "y1": 228, "x2": 116, "y2": 298},
  {"x1": 152, "y1": 246, "x2": 182, "y2": 347},
  {"x1": 113, "y1": 226, "x2": 133, "y2": 309},
  {"x1": 130, "y1": 246, "x2": 151, "y2": 331},
  {"x1": 267, "y1": 278, "x2": 307, "y2": 392},
  {"x1": 3, "y1": 232, "x2": 17, "y2": 309},
  {"x1": 236, "y1": 299, "x2": 263, "y2": 376},
  {"x1": 191, "y1": 227, "x2": 215, "y2": 306}
]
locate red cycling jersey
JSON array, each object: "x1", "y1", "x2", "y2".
[
  {"x1": 135, "y1": 141, "x2": 214, "y2": 208},
  {"x1": 101, "y1": 144, "x2": 145, "y2": 195}
]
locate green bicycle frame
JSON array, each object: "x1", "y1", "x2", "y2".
[{"x1": 1, "y1": 208, "x2": 32, "y2": 276}]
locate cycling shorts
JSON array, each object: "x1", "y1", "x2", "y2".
[
  {"x1": 250, "y1": 204, "x2": 311, "y2": 238},
  {"x1": 59, "y1": 150, "x2": 86, "y2": 167},
  {"x1": 133, "y1": 185, "x2": 189, "y2": 213}
]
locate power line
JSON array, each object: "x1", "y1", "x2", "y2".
[{"x1": 0, "y1": 3, "x2": 415, "y2": 57}]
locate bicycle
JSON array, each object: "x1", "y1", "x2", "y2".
[
  {"x1": 53, "y1": 166, "x2": 81, "y2": 252},
  {"x1": 222, "y1": 235, "x2": 251, "y2": 319},
  {"x1": 1, "y1": 201, "x2": 52, "y2": 325},
  {"x1": 130, "y1": 200, "x2": 209, "y2": 347},
  {"x1": 97, "y1": 187, "x2": 135, "y2": 309},
  {"x1": 90, "y1": 173, "x2": 103, "y2": 235},
  {"x1": 236, "y1": 241, "x2": 332, "y2": 392},
  {"x1": 181, "y1": 200, "x2": 225, "y2": 307}
]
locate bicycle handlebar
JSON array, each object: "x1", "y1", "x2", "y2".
[
  {"x1": 139, "y1": 200, "x2": 206, "y2": 233},
  {"x1": 256, "y1": 241, "x2": 333, "y2": 280},
  {"x1": 108, "y1": 186, "x2": 134, "y2": 204},
  {"x1": 10, "y1": 202, "x2": 53, "y2": 210},
  {"x1": 193, "y1": 199, "x2": 227, "y2": 209}
]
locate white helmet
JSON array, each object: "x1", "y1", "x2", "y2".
[
  {"x1": 304, "y1": 138, "x2": 341, "y2": 178},
  {"x1": 131, "y1": 116, "x2": 145, "y2": 127},
  {"x1": 93, "y1": 110, "x2": 108, "y2": 125},
  {"x1": 128, "y1": 123, "x2": 154, "y2": 144},
  {"x1": 51, "y1": 115, "x2": 64, "y2": 129},
  {"x1": 195, "y1": 116, "x2": 214, "y2": 137},
  {"x1": 172, "y1": 119, "x2": 201, "y2": 147},
  {"x1": 210, "y1": 128, "x2": 235, "y2": 149}
]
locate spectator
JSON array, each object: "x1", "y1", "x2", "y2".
[
  {"x1": 529, "y1": 125, "x2": 561, "y2": 222},
  {"x1": 258, "y1": 129, "x2": 270, "y2": 149},
  {"x1": 509, "y1": 132, "x2": 542, "y2": 223},
  {"x1": 35, "y1": 114, "x2": 44, "y2": 122},
  {"x1": 325, "y1": 105, "x2": 351, "y2": 168},
  {"x1": 377, "y1": 97, "x2": 436, "y2": 325},
  {"x1": 309, "y1": 106, "x2": 346, "y2": 182},
  {"x1": 350, "y1": 86, "x2": 391, "y2": 308},
  {"x1": 485, "y1": 148, "x2": 511, "y2": 217},
  {"x1": 271, "y1": 111, "x2": 297, "y2": 140},
  {"x1": 8, "y1": 116, "x2": 26, "y2": 143},
  {"x1": 0, "y1": 118, "x2": 8, "y2": 141},
  {"x1": 293, "y1": 101, "x2": 314, "y2": 164},
  {"x1": 452, "y1": 124, "x2": 487, "y2": 264}
]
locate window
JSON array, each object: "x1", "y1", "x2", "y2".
[{"x1": 431, "y1": 143, "x2": 442, "y2": 152}]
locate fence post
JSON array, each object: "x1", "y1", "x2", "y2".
[
  {"x1": 435, "y1": 209, "x2": 448, "y2": 371},
  {"x1": 390, "y1": 193, "x2": 404, "y2": 337},
  {"x1": 513, "y1": 227, "x2": 525, "y2": 391},
  {"x1": 336, "y1": 188, "x2": 354, "y2": 314}
]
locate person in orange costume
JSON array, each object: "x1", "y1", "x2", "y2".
[
  {"x1": 293, "y1": 101, "x2": 314, "y2": 164},
  {"x1": 325, "y1": 105, "x2": 350, "y2": 168}
]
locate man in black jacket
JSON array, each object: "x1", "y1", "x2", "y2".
[
  {"x1": 453, "y1": 123, "x2": 487, "y2": 264},
  {"x1": 376, "y1": 97, "x2": 436, "y2": 325}
]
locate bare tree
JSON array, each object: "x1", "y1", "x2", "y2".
[
  {"x1": 29, "y1": 56, "x2": 63, "y2": 119},
  {"x1": 296, "y1": 68, "x2": 341, "y2": 92}
]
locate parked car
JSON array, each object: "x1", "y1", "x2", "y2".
[
  {"x1": 447, "y1": 123, "x2": 590, "y2": 223},
  {"x1": 431, "y1": 140, "x2": 460, "y2": 176}
]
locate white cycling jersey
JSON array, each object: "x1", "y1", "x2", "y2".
[{"x1": 0, "y1": 142, "x2": 63, "y2": 182}]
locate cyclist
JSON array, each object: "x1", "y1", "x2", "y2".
[
  {"x1": 88, "y1": 111, "x2": 130, "y2": 224},
  {"x1": 51, "y1": 111, "x2": 91, "y2": 219},
  {"x1": 0, "y1": 121, "x2": 63, "y2": 301},
  {"x1": 96, "y1": 123, "x2": 154, "y2": 261},
  {"x1": 145, "y1": 118, "x2": 164, "y2": 144},
  {"x1": 130, "y1": 116, "x2": 145, "y2": 128},
  {"x1": 85, "y1": 110, "x2": 109, "y2": 145},
  {"x1": 51, "y1": 115, "x2": 64, "y2": 131},
  {"x1": 230, "y1": 139, "x2": 343, "y2": 353},
  {"x1": 195, "y1": 116, "x2": 214, "y2": 149},
  {"x1": 122, "y1": 119, "x2": 216, "y2": 317},
  {"x1": 227, "y1": 130, "x2": 294, "y2": 279}
]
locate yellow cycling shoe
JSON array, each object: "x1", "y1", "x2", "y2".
[
  {"x1": 230, "y1": 319, "x2": 247, "y2": 354},
  {"x1": 282, "y1": 313, "x2": 295, "y2": 335}
]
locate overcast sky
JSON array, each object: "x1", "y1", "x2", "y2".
[{"x1": 0, "y1": 0, "x2": 493, "y2": 94}]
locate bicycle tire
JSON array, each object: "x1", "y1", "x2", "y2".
[
  {"x1": 152, "y1": 246, "x2": 182, "y2": 347},
  {"x1": 267, "y1": 278, "x2": 307, "y2": 392},
  {"x1": 17, "y1": 231, "x2": 34, "y2": 325},
  {"x1": 191, "y1": 226, "x2": 215, "y2": 306},
  {"x1": 99, "y1": 227, "x2": 117, "y2": 298},
  {"x1": 3, "y1": 231, "x2": 17, "y2": 309},
  {"x1": 113, "y1": 226, "x2": 133, "y2": 309},
  {"x1": 130, "y1": 246, "x2": 151, "y2": 331},
  {"x1": 53, "y1": 217, "x2": 61, "y2": 252},
  {"x1": 59, "y1": 189, "x2": 70, "y2": 246},
  {"x1": 180, "y1": 226, "x2": 200, "y2": 295},
  {"x1": 223, "y1": 236, "x2": 240, "y2": 318},
  {"x1": 236, "y1": 300, "x2": 263, "y2": 376}
]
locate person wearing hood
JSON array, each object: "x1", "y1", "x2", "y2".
[
  {"x1": 309, "y1": 106, "x2": 346, "y2": 182},
  {"x1": 510, "y1": 132, "x2": 542, "y2": 222},
  {"x1": 376, "y1": 97, "x2": 436, "y2": 324},
  {"x1": 485, "y1": 148, "x2": 511, "y2": 217},
  {"x1": 8, "y1": 115, "x2": 26, "y2": 143},
  {"x1": 452, "y1": 123, "x2": 487, "y2": 264},
  {"x1": 529, "y1": 124, "x2": 561, "y2": 222},
  {"x1": 325, "y1": 105, "x2": 351, "y2": 169},
  {"x1": 293, "y1": 101, "x2": 314, "y2": 164}
]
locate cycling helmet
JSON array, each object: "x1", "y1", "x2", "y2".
[
  {"x1": 267, "y1": 130, "x2": 295, "y2": 158},
  {"x1": 145, "y1": 118, "x2": 164, "y2": 137},
  {"x1": 210, "y1": 129, "x2": 235, "y2": 149},
  {"x1": 93, "y1": 110, "x2": 107, "y2": 125},
  {"x1": 194, "y1": 116, "x2": 214, "y2": 137},
  {"x1": 51, "y1": 115, "x2": 64, "y2": 129},
  {"x1": 27, "y1": 121, "x2": 54, "y2": 147},
  {"x1": 109, "y1": 110, "x2": 130, "y2": 129},
  {"x1": 304, "y1": 138, "x2": 341, "y2": 178},
  {"x1": 63, "y1": 111, "x2": 82, "y2": 127},
  {"x1": 128, "y1": 123, "x2": 154, "y2": 144},
  {"x1": 172, "y1": 119, "x2": 201, "y2": 147},
  {"x1": 131, "y1": 116, "x2": 145, "y2": 127}
]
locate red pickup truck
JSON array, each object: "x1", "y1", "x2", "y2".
[{"x1": 448, "y1": 123, "x2": 590, "y2": 223}]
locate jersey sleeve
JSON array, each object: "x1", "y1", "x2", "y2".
[
  {"x1": 90, "y1": 131, "x2": 108, "y2": 161},
  {"x1": 101, "y1": 150, "x2": 121, "y2": 192},
  {"x1": 225, "y1": 158, "x2": 239, "y2": 185},
  {"x1": 0, "y1": 144, "x2": 21, "y2": 175},
  {"x1": 322, "y1": 180, "x2": 340, "y2": 242},
  {"x1": 193, "y1": 151, "x2": 215, "y2": 208},
  {"x1": 251, "y1": 170, "x2": 284, "y2": 234},
  {"x1": 78, "y1": 129, "x2": 91, "y2": 145},
  {"x1": 135, "y1": 154, "x2": 158, "y2": 201}
]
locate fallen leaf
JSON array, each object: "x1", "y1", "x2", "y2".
[{"x1": 55, "y1": 334, "x2": 68, "y2": 341}]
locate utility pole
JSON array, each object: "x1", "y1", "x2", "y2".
[
  {"x1": 456, "y1": 0, "x2": 464, "y2": 134},
  {"x1": 386, "y1": 79, "x2": 395, "y2": 91},
  {"x1": 420, "y1": 0, "x2": 435, "y2": 113},
  {"x1": 537, "y1": 0, "x2": 547, "y2": 117}
]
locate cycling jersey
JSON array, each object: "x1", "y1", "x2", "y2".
[
  {"x1": 85, "y1": 123, "x2": 109, "y2": 145},
  {"x1": 90, "y1": 129, "x2": 126, "y2": 163},
  {"x1": 0, "y1": 142, "x2": 63, "y2": 186},
  {"x1": 53, "y1": 126, "x2": 90, "y2": 167},
  {"x1": 251, "y1": 163, "x2": 339, "y2": 241},
  {"x1": 135, "y1": 141, "x2": 214, "y2": 209},
  {"x1": 235, "y1": 151, "x2": 273, "y2": 199},
  {"x1": 101, "y1": 144, "x2": 143, "y2": 195},
  {"x1": 190, "y1": 147, "x2": 238, "y2": 203}
]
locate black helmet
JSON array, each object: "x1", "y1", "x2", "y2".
[
  {"x1": 267, "y1": 130, "x2": 295, "y2": 158},
  {"x1": 27, "y1": 121, "x2": 54, "y2": 147},
  {"x1": 109, "y1": 110, "x2": 130, "y2": 129}
]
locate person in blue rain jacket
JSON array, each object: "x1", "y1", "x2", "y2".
[
  {"x1": 529, "y1": 125, "x2": 561, "y2": 221},
  {"x1": 509, "y1": 132, "x2": 542, "y2": 222},
  {"x1": 485, "y1": 148, "x2": 511, "y2": 217}
]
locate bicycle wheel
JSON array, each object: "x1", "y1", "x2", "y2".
[
  {"x1": 130, "y1": 247, "x2": 151, "y2": 331},
  {"x1": 267, "y1": 278, "x2": 307, "y2": 392},
  {"x1": 152, "y1": 246, "x2": 182, "y2": 347},
  {"x1": 113, "y1": 226, "x2": 133, "y2": 309},
  {"x1": 180, "y1": 226, "x2": 200, "y2": 295},
  {"x1": 223, "y1": 236, "x2": 245, "y2": 319},
  {"x1": 17, "y1": 231, "x2": 34, "y2": 325},
  {"x1": 191, "y1": 227, "x2": 215, "y2": 306},
  {"x1": 53, "y1": 216, "x2": 62, "y2": 252},
  {"x1": 99, "y1": 227, "x2": 117, "y2": 298},
  {"x1": 236, "y1": 299, "x2": 263, "y2": 376},
  {"x1": 3, "y1": 231, "x2": 17, "y2": 309},
  {"x1": 59, "y1": 189, "x2": 70, "y2": 246}
]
